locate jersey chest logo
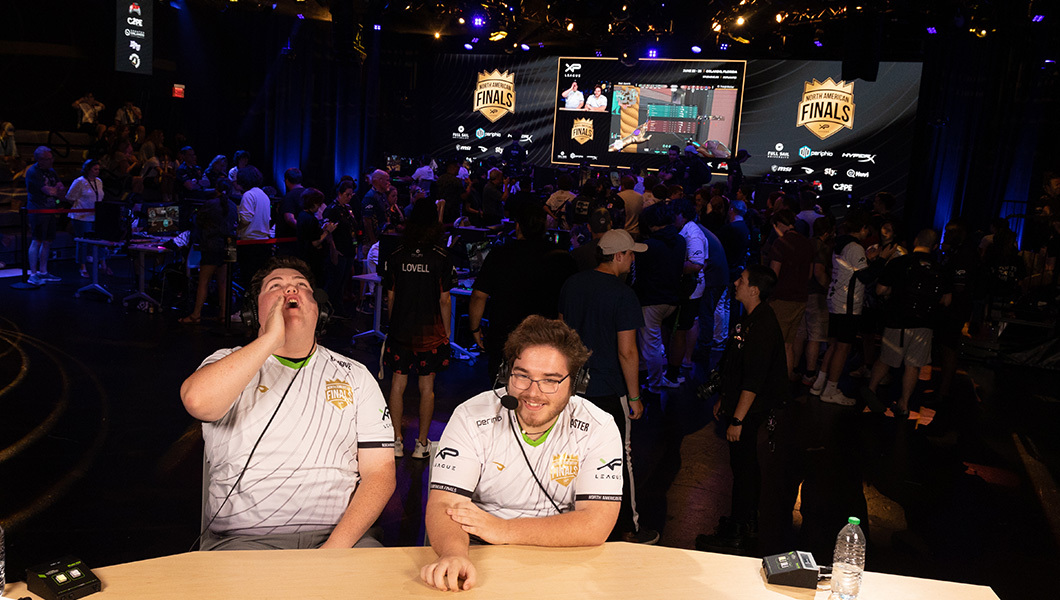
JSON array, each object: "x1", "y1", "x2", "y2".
[
  {"x1": 550, "y1": 452, "x2": 579, "y2": 487},
  {"x1": 325, "y1": 379, "x2": 353, "y2": 410}
]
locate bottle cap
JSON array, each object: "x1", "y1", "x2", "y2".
[{"x1": 848, "y1": 517, "x2": 861, "y2": 525}]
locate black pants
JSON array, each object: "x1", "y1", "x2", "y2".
[
  {"x1": 585, "y1": 394, "x2": 639, "y2": 535},
  {"x1": 728, "y1": 412, "x2": 763, "y2": 525},
  {"x1": 237, "y1": 244, "x2": 272, "y2": 290}
]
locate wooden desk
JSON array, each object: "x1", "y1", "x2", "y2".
[{"x1": 4, "y1": 543, "x2": 999, "y2": 600}]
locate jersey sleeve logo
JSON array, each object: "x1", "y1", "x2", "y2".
[
  {"x1": 325, "y1": 379, "x2": 353, "y2": 410},
  {"x1": 257, "y1": 385, "x2": 269, "y2": 393},
  {"x1": 550, "y1": 452, "x2": 580, "y2": 486}
]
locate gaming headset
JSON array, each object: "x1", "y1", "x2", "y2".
[
  {"x1": 495, "y1": 359, "x2": 590, "y2": 409},
  {"x1": 240, "y1": 287, "x2": 332, "y2": 333}
]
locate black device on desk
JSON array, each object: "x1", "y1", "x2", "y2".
[
  {"x1": 26, "y1": 555, "x2": 101, "y2": 600},
  {"x1": 762, "y1": 550, "x2": 820, "y2": 589}
]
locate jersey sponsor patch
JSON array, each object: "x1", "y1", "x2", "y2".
[
  {"x1": 325, "y1": 379, "x2": 353, "y2": 410},
  {"x1": 597, "y1": 457, "x2": 622, "y2": 471},
  {"x1": 492, "y1": 461, "x2": 506, "y2": 471},
  {"x1": 576, "y1": 493, "x2": 622, "y2": 502},
  {"x1": 257, "y1": 385, "x2": 269, "y2": 393},
  {"x1": 550, "y1": 452, "x2": 580, "y2": 486}
]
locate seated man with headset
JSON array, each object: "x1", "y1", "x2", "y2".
[
  {"x1": 421, "y1": 315, "x2": 623, "y2": 591},
  {"x1": 181, "y1": 256, "x2": 396, "y2": 550}
]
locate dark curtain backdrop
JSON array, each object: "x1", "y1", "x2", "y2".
[{"x1": 2, "y1": 2, "x2": 1057, "y2": 238}]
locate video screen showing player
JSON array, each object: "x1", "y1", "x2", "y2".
[{"x1": 608, "y1": 85, "x2": 738, "y2": 155}]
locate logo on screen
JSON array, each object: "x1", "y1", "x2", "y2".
[
  {"x1": 571, "y1": 118, "x2": 594, "y2": 145},
  {"x1": 796, "y1": 78, "x2": 855, "y2": 140},
  {"x1": 474, "y1": 69, "x2": 516, "y2": 123}
]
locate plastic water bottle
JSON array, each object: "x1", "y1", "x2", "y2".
[{"x1": 830, "y1": 516, "x2": 866, "y2": 600}]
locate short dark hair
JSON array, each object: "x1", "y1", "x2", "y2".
[
  {"x1": 248, "y1": 256, "x2": 316, "y2": 311},
  {"x1": 620, "y1": 175, "x2": 636, "y2": 190},
  {"x1": 233, "y1": 150, "x2": 250, "y2": 164},
  {"x1": 337, "y1": 180, "x2": 356, "y2": 195},
  {"x1": 874, "y1": 192, "x2": 896, "y2": 212},
  {"x1": 503, "y1": 315, "x2": 592, "y2": 381},
  {"x1": 730, "y1": 199, "x2": 748, "y2": 218},
  {"x1": 81, "y1": 158, "x2": 99, "y2": 176},
  {"x1": 800, "y1": 191, "x2": 818, "y2": 211},
  {"x1": 284, "y1": 168, "x2": 303, "y2": 185},
  {"x1": 515, "y1": 202, "x2": 547, "y2": 240},
  {"x1": 651, "y1": 184, "x2": 670, "y2": 201},
  {"x1": 668, "y1": 145, "x2": 681, "y2": 154},
  {"x1": 236, "y1": 165, "x2": 263, "y2": 189},
  {"x1": 745, "y1": 264, "x2": 777, "y2": 301},
  {"x1": 672, "y1": 197, "x2": 697, "y2": 222},
  {"x1": 641, "y1": 201, "x2": 674, "y2": 229},
  {"x1": 557, "y1": 174, "x2": 574, "y2": 191},
  {"x1": 301, "y1": 187, "x2": 325, "y2": 211},
  {"x1": 771, "y1": 209, "x2": 796, "y2": 228},
  {"x1": 841, "y1": 209, "x2": 871, "y2": 236},
  {"x1": 914, "y1": 228, "x2": 939, "y2": 249},
  {"x1": 812, "y1": 215, "x2": 834, "y2": 238}
]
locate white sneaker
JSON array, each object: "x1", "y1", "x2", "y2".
[
  {"x1": 28, "y1": 273, "x2": 45, "y2": 285},
  {"x1": 820, "y1": 388, "x2": 857, "y2": 406},
  {"x1": 412, "y1": 439, "x2": 430, "y2": 459},
  {"x1": 394, "y1": 438, "x2": 403, "y2": 458},
  {"x1": 810, "y1": 373, "x2": 827, "y2": 396}
]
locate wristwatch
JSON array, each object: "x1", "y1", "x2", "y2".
[{"x1": 730, "y1": 416, "x2": 743, "y2": 427}]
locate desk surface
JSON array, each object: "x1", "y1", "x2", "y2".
[{"x1": 5, "y1": 543, "x2": 999, "y2": 600}]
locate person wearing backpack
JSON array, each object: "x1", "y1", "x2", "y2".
[{"x1": 863, "y1": 229, "x2": 952, "y2": 418}]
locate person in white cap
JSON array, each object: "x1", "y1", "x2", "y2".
[{"x1": 558, "y1": 229, "x2": 659, "y2": 544}]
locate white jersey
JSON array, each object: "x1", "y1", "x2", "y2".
[
  {"x1": 201, "y1": 346, "x2": 393, "y2": 535},
  {"x1": 679, "y1": 220, "x2": 707, "y2": 299},
  {"x1": 430, "y1": 390, "x2": 623, "y2": 520}
]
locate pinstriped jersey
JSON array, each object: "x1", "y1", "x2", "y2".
[
  {"x1": 201, "y1": 346, "x2": 393, "y2": 535},
  {"x1": 430, "y1": 390, "x2": 623, "y2": 520}
]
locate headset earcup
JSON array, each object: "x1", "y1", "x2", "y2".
[
  {"x1": 313, "y1": 288, "x2": 332, "y2": 332},
  {"x1": 575, "y1": 368, "x2": 590, "y2": 396},
  {"x1": 240, "y1": 296, "x2": 258, "y2": 331}
]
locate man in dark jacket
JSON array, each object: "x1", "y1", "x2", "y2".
[
  {"x1": 696, "y1": 264, "x2": 790, "y2": 552},
  {"x1": 633, "y1": 203, "x2": 686, "y2": 392}
]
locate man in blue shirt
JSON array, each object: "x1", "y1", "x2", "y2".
[{"x1": 25, "y1": 146, "x2": 65, "y2": 284}]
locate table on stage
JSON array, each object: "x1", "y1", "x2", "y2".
[
  {"x1": 123, "y1": 241, "x2": 173, "y2": 310},
  {"x1": 73, "y1": 238, "x2": 124, "y2": 302},
  {"x1": 351, "y1": 272, "x2": 384, "y2": 340},
  {"x1": 4, "y1": 542, "x2": 1000, "y2": 600}
]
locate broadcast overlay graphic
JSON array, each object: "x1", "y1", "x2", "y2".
[{"x1": 428, "y1": 55, "x2": 921, "y2": 201}]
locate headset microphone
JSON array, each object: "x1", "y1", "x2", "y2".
[{"x1": 500, "y1": 394, "x2": 518, "y2": 410}]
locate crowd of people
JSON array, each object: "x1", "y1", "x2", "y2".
[{"x1": 13, "y1": 104, "x2": 1060, "y2": 585}]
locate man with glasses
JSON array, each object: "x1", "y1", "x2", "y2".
[{"x1": 421, "y1": 315, "x2": 623, "y2": 591}]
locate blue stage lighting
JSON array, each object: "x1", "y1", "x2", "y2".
[
  {"x1": 647, "y1": 48, "x2": 657, "y2": 58},
  {"x1": 691, "y1": 45, "x2": 702, "y2": 53},
  {"x1": 464, "y1": 43, "x2": 474, "y2": 50}
]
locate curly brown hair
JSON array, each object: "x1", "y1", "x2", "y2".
[{"x1": 503, "y1": 315, "x2": 592, "y2": 376}]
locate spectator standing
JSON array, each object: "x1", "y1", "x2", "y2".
[
  {"x1": 276, "y1": 168, "x2": 304, "y2": 256},
  {"x1": 115, "y1": 101, "x2": 142, "y2": 127},
  {"x1": 617, "y1": 175, "x2": 644, "y2": 238},
  {"x1": 667, "y1": 198, "x2": 708, "y2": 378},
  {"x1": 696, "y1": 265, "x2": 789, "y2": 552},
  {"x1": 571, "y1": 208, "x2": 611, "y2": 272},
  {"x1": 72, "y1": 93, "x2": 105, "y2": 135},
  {"x1": 66, "y1": 159, "x2": 108, "y2": 278},
  {"x1": 481, "y1": 168, "x2": 507, "y2": 226},
  {"x1": 361, "y1": 170, "x2": 390, "y2": 248},
  {"x1": 792, "y1": 217, "x2": 835, "y2": 384},
  {"x1": 180, "y1": 182, "x2": 238, "y2": 324},
  {"x1": 228, "y1": 150, "x2": 250, "y2": 182},
  {"x1": 236, "y1": 166, "x2": 273, "y2": 289},
  {"x1": 544, "y1": 174, "x2": 576, "y2": 230},
  {"x1": 560, "y1": 229, "x2": 658, "y2": 544},
  {"x1": 25, "y1": 146, "x2": 65, "y2": 285},
  {"x1": 811, "y1": 211, "x2": 893, "y2": 405},
  {"x1": 382, "y1": 198, "x2": 456, "y2": 459},
  {"x1": 864, "y1": 229, "x2": 951, "y2": 417},
  {"x1": 323, "y1": 180, "x2": 360, "y2": 313},
  {"x1": 469, "y1": 204, "x2": 577, "y2": 380},
  {"x1": 766, "y1": 210, "x2": 815, "y2": 380},
  {"x1": 295, "y1": 188, "x2": 336, "y2": 286},
  {"x1": 633, "y1": 203, "x2": 686, "y2": 392}
]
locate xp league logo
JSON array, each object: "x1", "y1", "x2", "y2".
[
  {"x1": 474, "y1": 69, "x2": 516, "y2": 123},
  {"x1": 571, "y1": 118, "x2": 594, "y2": 145},
  {"x1": 796, "y1": 78, "x2": 855, "y2": 140}
]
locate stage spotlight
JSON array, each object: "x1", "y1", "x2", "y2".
[
  {"x1": 471, "y1": 37, "x2": 479, "y2": 43},
  {"x1": 567, "y1": 22, "x2": 575, "y2": 31},
  {"x1": 472, "y1": 16, "x2": 486, "y2": 27},
  {"x1": 776, "y1": 12, "x2": 786, "y2": 23},
  {"x1": 719, "y1": 43, "x2": 729, "y2": 51},
  {"x1": 711, "y1": 22, "x2": 722, "y2": 33},
  {"x1": 595, "y1": 49, "x2": 603, "y2": 57},
  {"x1": 489, "y1": 31, "x2": 507, "y2": 41},
  {"x1": 647, "y1": 48, "x2": 658, "y2": 58},
  {"x1": 976, "y1": 29, "x2": 987, "y2": 37},
  {"x1": 813, "y1": 39, "x2": 823, "y2": 47},
  {"x1": 458, "y1": 17, "x2": 465, "y2": 25},
  {"x1": 1032, "y1": 15, "x2": 1044, "y2": 22},
  {"x1": 464, "y1": 43, "x2": 473, "y2": 50},
  {"x1": 520, "y1": 43, "x2": 530, "y2": 51},
  {"x1": 538, "y1": 42, "x2": 545, "y2": 48},
  {"x1": 296, "y1": 13, "x2": 304, "y2": 20},
  {"x1": 434, "y1": 31, "x2": 441, "y2": 39},
  {"x1": 373, "y1": 24, "x2": 381, "y2": 31},
  {"x1": 736, "y1": 16, "x2": 745, "y2": 26},
  {"x1": 926, "y1": 26, "x2": 937, "y2": 34},
  {"x1": 691, "y1": 45, "x2": 702, "y2": 53}
]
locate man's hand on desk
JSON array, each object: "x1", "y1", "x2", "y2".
[
  {"x1": 421, "y1": 555, "x2": 478, "y2": 591},
  {"x1": 446, "y1": 501, "x2": 511, "y2": 545}
]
